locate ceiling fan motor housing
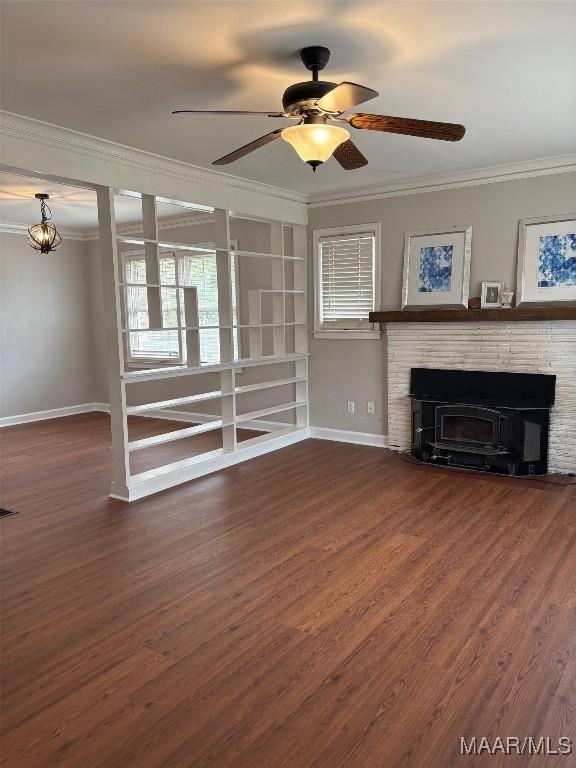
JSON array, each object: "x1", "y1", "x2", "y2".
[
  {"x1": 282, "y1": 46, "x2": 338, "y2": 114},
  {"x1": 282, "y1": 80, "x2": 337, "y2": 113}
]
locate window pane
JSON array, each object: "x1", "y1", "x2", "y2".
[
  {"x1": 129, "y1": 330, "x2": 179, "y2": 358},
  {"x1": 125, "y1": 258, "x2": 146, "y2": 284},
  {"x1": 124, "y1": 249, "x2": 240, "y2": 363},
  {"x1": 320, "y1": 234, "x2": 375, "y2": 323},
  {"x1": 126, "y1": 286, "x2": 149, "y2": 329},
  {"x1": 160, "y1": 287, "x2": 178, "y2": 328},
  {"x1": 159, "y1": 255, "x2": 176, "y2": 285},
  {"x1": 176, "y1": 251, "x2": 239, "y2": 364}
]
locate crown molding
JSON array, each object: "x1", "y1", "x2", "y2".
[
  {"x1": 1, "y1": 210, "x2": 216, "y2": 241},
  {"x1": 308, "y1": 154, "x2": 576, "y2": 208},
  {"x1": 0, "y1": 111, "x2": 308, "y2": 223},
  {"x1": 0, "y1": 220, "x2": 91, "y2": 241},
  {"x1": 135, "y1": 210, "x2": 214, "y2": 231},
  {"x1": 81, "y1": 210, "x2": 216, "y2": 240},
  {"x1": 2, "y1": 111, "x2": 574, "y2": 219}
]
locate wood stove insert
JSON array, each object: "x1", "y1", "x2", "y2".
[{"x1": 410, "y1": 368, "x2": 556, "y2": 475}]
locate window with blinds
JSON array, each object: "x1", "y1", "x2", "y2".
[
  {"x1": 317, "y1": 230, "x2": 377, "y2": 330},
  {"x1": 124, "y1": 250, "x2": 239, "y2": 363}
]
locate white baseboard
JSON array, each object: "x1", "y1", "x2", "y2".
[
  {"x1": 309, "y1": 426, "x2": 388, "y2": 448},
  {"x1": 0, "y1": 401, "x2": 292, "y2": 434},
  {"x1": 1, "y1": 403, "x2": 387, "y2": 453},
  {"x1": 0, "y1": 402, "x2": 109, "y2": 428}
]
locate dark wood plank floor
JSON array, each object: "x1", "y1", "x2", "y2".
[{"x1": 1, "y1": 413, "x2": 575, "y2": 768}]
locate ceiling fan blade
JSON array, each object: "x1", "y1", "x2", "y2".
[
  {"x1": 212, "y1": 129, "x2": 284, "y2": 165},
  {"x1": 333, "y1": 139, "x2": 368, "y2": 170},
  {"x1": 348, "y1": 113, "x2": 466, "y2": 141},
  {"x1": 173, "y1": 109, "x2": 287, "y2": 117},
  {"x1": 316, "y1": 82, "x2": 379, "y2": 113}
]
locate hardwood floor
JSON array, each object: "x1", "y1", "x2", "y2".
[{"x1": 1, "y1": 413, "x2": 575, "y2": 768}]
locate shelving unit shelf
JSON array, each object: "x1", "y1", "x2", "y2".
[{"x1": 96, "y1": 189, "x2": 309, "y2": 501}]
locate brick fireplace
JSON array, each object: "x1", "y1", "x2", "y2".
[{"x1": 385, "y1": 321, "x2": 576, "y2": 474}]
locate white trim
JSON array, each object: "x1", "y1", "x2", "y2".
[
  {"x1": 129, "y1": 408, "x2": 290, "y2": 433},
  {"x1": 83, "y1": 211, "x2": 215, "y2": 241},
  {"x1": 121, "y1": 352, "x2": 308, "y2": 383},
  {"x1": 308, "y1": 155, "x2": 576, "y2": 208},
  {"x1": 0, "y1": 402, "x2": 108, "y2": 427},
  {"x1": 0, "y1": 111, "x2": 308, "y2": 224},
  {"x1": 313, "y1": 223, "x2": 381, "y2": 336},
  {"x1": 0, "y1": 211, "x2": 217, "y2": 241},
  {"x1": 101, "y1": 211, "x2": 215, "y2": 239},
  {"x1": 0, "y1": 401, "x2": 296, "y2": 434},
  {"x1": 117, "y1": 427, "x2": 310, "y2": 502},
  {"x1": 3, "y1": 113, "x2": 574, "y2": 226},
  {"x1": 0, "y1": 221, "x2": 90, "y2": 241},
  {"x1": 313, "y1": 330, "x2": 382, "y2": 340},
  {"x1": 309, "y1": 426, "x2": 388, "y2": 448}
]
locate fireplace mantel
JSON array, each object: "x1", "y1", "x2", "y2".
[{"x1": 370, "y1": 307, "x2": 576, "y2": 323}]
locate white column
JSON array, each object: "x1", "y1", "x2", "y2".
[
  {"x1": 142, "y1": 194, "x2": 162, "y2": 329},
  {"x1": 183, "y1": 286, "x2": 200, "y2": 367},
  {"x1": 270, "y1": 221, "x2": 285, "y2": 356},
  {"x1": 96, "y1": 186, "x2": 130, "y2": 499},
  {"x1": 248, "y1": 290, "x2": 262, "y2": 359},
  {"x1": 221, "y1": 368, "x2": 236, "y2": 451},
  {"x1": 293, "y1": 224, "x2": 308, "y2": 426},
  {"x1": 214, "y1": 208, "x2": 233, "y2": 363},
  {"x1": 293, "y1": 224, "x2": 308, "y2": 355}
]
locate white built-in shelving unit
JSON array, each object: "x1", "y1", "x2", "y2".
[{"x1": 96, "y1": 188, "x2": 309, "y2": 501}]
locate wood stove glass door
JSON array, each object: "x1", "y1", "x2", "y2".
[{"x1": 436, "y1": 406, "x2": 500, "y2": 448}]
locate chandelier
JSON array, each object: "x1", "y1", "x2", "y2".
[{"x1": 28, "y1": 194, "x2": 62, "y2": 254}]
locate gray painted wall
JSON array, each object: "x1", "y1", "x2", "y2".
[
  {"x1": 3, "y1": 171, "x2": 574, "y2": 430},
  {"x1": 0, "y1": 232, "x2": 99, "y2": 416},
  {"x1": 307, "y1": 171, "x2": 576, "y2": 435}
]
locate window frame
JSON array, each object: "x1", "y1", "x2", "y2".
[
  {"x1": 122, "y1": 241, "x2": 240, "y2": 365},
  {"x1": 313, "y1": 223, "x2": 381, "y2": 340}
]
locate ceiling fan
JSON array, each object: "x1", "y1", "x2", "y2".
[{"x1": 173, "y1": 46, "x2": 466, "y2": 172}]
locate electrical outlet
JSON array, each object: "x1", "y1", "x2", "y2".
[
  {"x1": 367, "y1": 401, "x2": 375, "y2": 415},
  {"x1": 347, "y1": 400, "x2": 355, "y2": 414}
]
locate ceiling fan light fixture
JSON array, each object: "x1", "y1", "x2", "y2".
[
  {"x1": 281, "y1": 124, "x2": 350, "y2": 171},
  {"x1": 28, "y1": 194, "x2": 62, "y2": 254},
  {"x1": 176, "y1": 45, "x2": 465, "y2": 171}
]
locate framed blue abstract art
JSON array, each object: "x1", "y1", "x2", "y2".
[
  {"x1": 402, "y1": 225, "x2": 472, "y2": 309},
  {"x1": 517, "y1": 215, "x2": 576, "y2": 305}
]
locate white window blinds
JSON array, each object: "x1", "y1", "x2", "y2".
[{"x1": 319, "y1": 232, "x2": 376, "y2": 328}]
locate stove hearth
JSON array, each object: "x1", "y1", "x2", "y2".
[{"x1": 410, "y1": 368, "x2": 556, "y2": 476}]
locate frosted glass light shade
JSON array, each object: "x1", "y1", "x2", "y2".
[{"x1": 281, "y1": 124, "x2": 350, "y2": 164}]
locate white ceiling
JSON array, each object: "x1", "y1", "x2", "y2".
[
  {"x1": 0, "y1": 172, "x2": 207, "y2": 232},
  {"x1": 1, "y1": 1, "x2": 575, "y2": 195},
  {"x1": 0, "y1": 173, "x2": 98, "y2": 231}
]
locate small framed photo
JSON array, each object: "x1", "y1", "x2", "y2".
[
  {"x1": 481, "y1": 281, "x2": 503, "y2": 308},
  {"x1": 402, "y1": 225, "x2": 472, "y2": 309},
  {"x1": 517, "y1": 214, "x2": 576, "y2": 305}
]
